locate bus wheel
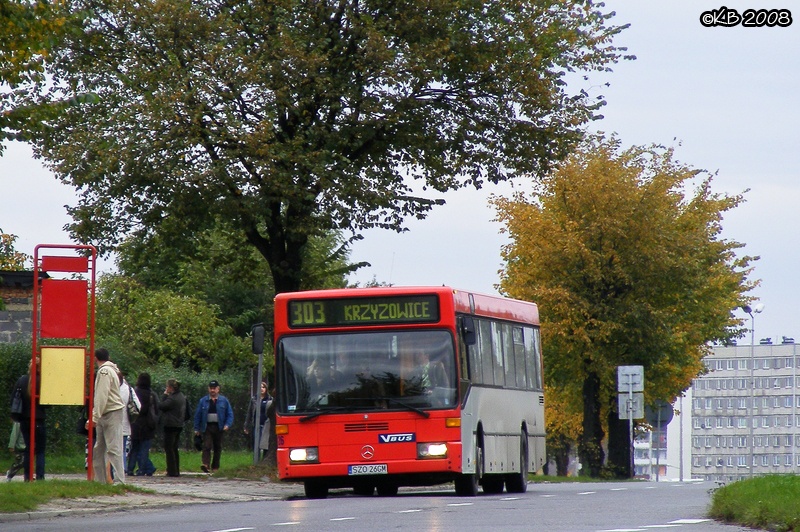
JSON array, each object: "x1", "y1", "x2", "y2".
[
  {"x1": 454, "y1": 443, "x2": 483, "y2": 496},
  {"x1": 506, "y1": 432, "x2": 529, "y2": 494},
  {"x1": 376, "y1": 482, "x2": 399, "y2": 496},
  {"x1": 304, "y1": 480, "x2": 329, "y2": 499}
]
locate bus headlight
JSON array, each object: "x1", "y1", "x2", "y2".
[
  {"x1": 289, "y1": 447, "x2": 319, "y2": 463},
  {"x1": 417, "y1": 442, "x2": 448, "y2": 459}
]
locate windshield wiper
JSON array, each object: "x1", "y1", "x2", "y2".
[
  {"x1": 384, "y1": 397, "x2": 430, "y2": 418},
  {"x1": 299, "y1": 405, "x2": 355, "y2": 422}
]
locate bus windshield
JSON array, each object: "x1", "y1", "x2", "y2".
[{"x1": 277, "y1": 329, "x2": 457, "y2": 415}]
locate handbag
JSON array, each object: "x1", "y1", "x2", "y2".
[
  {"x1": 10, "y1": 385, "x2": 24, "y2": 422},
  {"x1": 194, "y1": 433, "x2": 203, "y2": 451},
  {"x1": 126, "y1": 384, "x2": 141, "y2": 423}
]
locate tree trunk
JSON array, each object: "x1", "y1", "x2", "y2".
[
  {"x1": 579, "y1": 369, "x2": 604, "y2": 477},
  {"x1": 554, "y1": 440, "x2": 571, "y2": 477},
  {"x1": 606, "y1": 405, "x2": 632, "y2": 478}
]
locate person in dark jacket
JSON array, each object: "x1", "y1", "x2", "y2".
[
  {"x1": 13, "y1": 361, "x2": 46, "y2": 481},
  {"x1": 244, "y1": 380, "x2": 272, "y2": 461},
  {"x1": 160, "y1": 378, "x2": 187, "y2": 477},
  {"x1": 127, "y1": 373, "x2": 158, "y2": 476}
]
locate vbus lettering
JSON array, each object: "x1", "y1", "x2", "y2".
[{"x1": 378, "y1": 433, "x2": 416, "y2": 443}]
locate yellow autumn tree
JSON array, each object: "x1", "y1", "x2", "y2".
[{"x1": 493, "y1": 135, "x2": 757, "y2": 478}]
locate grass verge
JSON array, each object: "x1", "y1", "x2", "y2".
[
  {"x1": 709, "y1": 475, "x2": 800, "y2": 532},
  {"x1": 0, "y1": 480, "x2": 146, "y2": 514},
  {"x1": 0, "y1": 450, "x2": 261, "y2": 514}
]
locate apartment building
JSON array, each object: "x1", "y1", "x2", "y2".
[{"x1": 691, "y1": 340, "x2": 800, "y2": 481}]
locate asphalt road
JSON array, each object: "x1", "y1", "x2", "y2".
[{"x1": 1, "y1": 475, "x2": 755, "y2": 531}]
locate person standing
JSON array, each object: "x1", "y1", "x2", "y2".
[
  {"x1": 244, "y1": 380, "x2": 272, "y2": 460},
  {"x1": 160, "y1": 378, "x2": 187, "y2": 477},
  {"x1": 119, "y1": 371, "x2": 140, "y2": 476},
  {"x1": 128, "y1": 372, "x2": 157, "y2": 476},
  {"x1": 194, "y1": 380, "x2": 233, "y2": 473},
  {"x1": 88, "y1": 348, "x2": 125, "y2": 484},
  {"x1": 14, "y1": 360, "x2": 46, "y2": 480}
]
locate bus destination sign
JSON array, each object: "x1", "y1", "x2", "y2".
[{"x1": 288, "y1": 295, "x2": 440, "y2": 328}]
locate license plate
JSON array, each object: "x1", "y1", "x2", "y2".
[{"x1": 348, "y1": 464, "x2": 388, "y2": 475}]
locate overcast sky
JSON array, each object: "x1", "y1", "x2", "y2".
[{"x1": 1, "y1": 1, "x2": 798, "y2": 341}]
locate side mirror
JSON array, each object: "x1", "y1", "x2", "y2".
[
  {"x1": 252, "y1": 323, "x2": 265, "y2": 355},
  {"x1": 462, "y1": 316, "x2": 476, "y2": 346}
]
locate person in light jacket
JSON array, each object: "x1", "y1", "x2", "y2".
[
  {"x1": 193, "y1": 380, "x2": 233, "y2": 473},
  {"x1": 88, "y1": 348, "x2": 125, "y2": 484}
]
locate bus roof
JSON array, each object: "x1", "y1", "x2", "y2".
[{"x1": 275, "y1": 286, "x2": 539, "y2": 326}]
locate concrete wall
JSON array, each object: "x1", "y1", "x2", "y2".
[{"x1": 0, "y1": 281, "x2": 34, "y2": 344}]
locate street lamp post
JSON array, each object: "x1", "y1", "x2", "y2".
[{"x1": 743, "y1": 303, "x2": 764, "y2": 479}]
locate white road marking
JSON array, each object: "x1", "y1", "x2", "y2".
[
  {"x1": 578, "y1": 491, "x2": 597, "y2": 495},
  {"x1": 669, "y1": 519, "x2": 711, "y2": 524},
  {"x1": 330, "y1": 517, "x2": 356, "y2": 521}
]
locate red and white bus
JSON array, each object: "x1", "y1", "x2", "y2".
[{"x1": 273, "y1": 286, "x2": 545, "y2": 498}]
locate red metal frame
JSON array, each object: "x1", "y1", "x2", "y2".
[{"x1": 31, "y1": 244, "x2": 97, "y2": 481}]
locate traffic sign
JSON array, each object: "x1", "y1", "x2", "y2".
[
  {"x1": 618, "y1": 392, "x2": 645, "y2": 420},
  {"x1": 617, "y1": 365, "x2": 644, "y2": 392}
]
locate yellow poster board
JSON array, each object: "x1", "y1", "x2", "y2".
[{"x1": 40, "y1": 347, "x2": 86, "y2": 405}]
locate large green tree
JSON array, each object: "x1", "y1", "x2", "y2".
[
  {"x1": 115, "y1": 223, "x2": 362, "y2": 335},
  {"x1": 0, "y1": 0, "x2": 66, "y2": 152},
  {"x1": 494, "y1": 136, "x2": 756, "y2": 478},
  {"x1": 10, "y1": 0, "x2": 628, "y2": 293}
]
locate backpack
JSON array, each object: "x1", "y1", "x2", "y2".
[
  {"x1": 10, "y1": 385, "x2": 24, "y2": 422},
  {"x1": 126, "y1": 384, "x2": 141, "y2": 423},
  {"x1": 147, "y1": 390, "x2": 160, "y2": 429}
]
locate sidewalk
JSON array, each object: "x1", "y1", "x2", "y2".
[{"x1": 2, "y1": 471, "x2": 305, "y2": 523}]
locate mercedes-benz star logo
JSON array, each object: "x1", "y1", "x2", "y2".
[{"x1": 360, "y1": 445, "x2": 375, "y2": 460}]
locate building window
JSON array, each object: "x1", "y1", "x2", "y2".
[
  {"x1": 737, "y1": 418, "x2": 748, "y2": 428},
  {"x1": 739, "y1": 359, "x2": 748, "y2": 370},
  {"x1": 737, "y1": 456, "x2": 747, "y2": 467}
]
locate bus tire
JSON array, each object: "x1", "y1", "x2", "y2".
[
  {"x1": 506, "y1": 432, "x2": 529, "y2": 494},
  {"x1": 454, "y1": 443, "x2": 483, "y2": 496},
  {"x1": 304, "y1": 480, "x2": 329, "y2": 499}
]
